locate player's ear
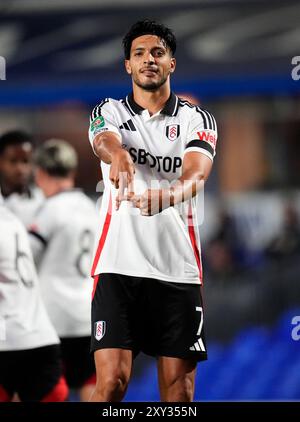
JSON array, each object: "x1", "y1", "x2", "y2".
[
  {"x1": 125, "y1": 60, "x2": 132, "y2": 75},
  {"x1": 170, "y1": 57, "x2": 176, "y2": 73}
]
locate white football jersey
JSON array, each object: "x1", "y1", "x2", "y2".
[
  {"x1": 4, "y1": 186, "x2": 44, "y2": 228},
  {"x1": 0, "y1": 205, "x2": 59, "y2": 351},
  {"x1": 29, "y1": 189, "x2": 97, "y2": 337},
  {"x1": 89, "y1": 93, "x2": 218, "y2": 285}
]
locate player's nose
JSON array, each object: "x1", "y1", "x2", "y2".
[{"x1": 143, "y1": 52, "x2": 155, "y2": 64}]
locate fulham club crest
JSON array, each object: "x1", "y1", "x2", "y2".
[
  {"x1": 166, "y1": 124, "x2": 180, "y2": 141},
  {"x1": 94, "y1": 321, "x2": 106, "y2": 341}
]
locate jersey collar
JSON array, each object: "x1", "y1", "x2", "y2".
[{"x1": 125, "y1": 92, "x2": 179, "y2": 117}]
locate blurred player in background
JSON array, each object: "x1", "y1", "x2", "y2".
[
  {"x1": 29, "y1": 139, "x2": 97, "y2": 401},
  {"x1": 88, "y1": 20, "x2": 218, "y2": 402},
  {"x1": 0, "y1": 191, "x2": 68, "y2": 402},
  {"x1": 0, "y1": 130, "x2": 44, "y2": 227}
]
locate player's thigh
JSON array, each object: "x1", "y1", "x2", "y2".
[
  {"x1": 91, "y1": 273, "x2": 140, "y2": 353},
  {"x1": 94, "y1": 348, "x2": 133, "y2": 385},
  {"x1": 144, "y1": 280, "x2": 207, "y2": 361},
  {"x1": 157, "y1": 356, "x2": 197, "y2": 388}
]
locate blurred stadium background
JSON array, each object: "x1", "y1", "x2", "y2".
[{"x1": 1, "y1": 0, "x2": 300, "y2": 401}]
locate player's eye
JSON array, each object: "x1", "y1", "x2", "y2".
[{"x1": 153, "y1": 50, "x2": 164, "y2": 57}]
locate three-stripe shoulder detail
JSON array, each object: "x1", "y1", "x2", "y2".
[
  {"x1": 196, "y1": 107, "x2": 216, "y2": 131},
  {"x1": 90, "y1": 98, "x2": 110, "y2": 122},
  {"x1": 179, "y1": 100, "x2": 217, "y2": 131}
]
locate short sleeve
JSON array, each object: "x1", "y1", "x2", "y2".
[
  {"x1": 184, "y1": 107, "x2": 218, "y2": 162},
  {"x1": 88, "y1": 99, "x2": 121, "y2": 151},
  {"x1": 28, "y1": 203, "x2": 56, "y2": 244},
  {"x1": 28, "y1": 204, "x2": 56, "y2": 266}
]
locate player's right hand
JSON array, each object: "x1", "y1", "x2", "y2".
[
  {"x1": 109, "y1": 150, "x2": 135, "y2": 209},
  {"x1": 110, "y1": 149, "x2": 135, "y2": 189}
]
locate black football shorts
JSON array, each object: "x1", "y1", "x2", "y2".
[
  {"x1": 60, "y1": 336, "x2": 95, "y2": 388},
  {"x1": 0, "y1": 344, "x2": 67, "y2": 402},
  {"x1": 91, "y1": 273, "x2": 207, "y2": 362}
]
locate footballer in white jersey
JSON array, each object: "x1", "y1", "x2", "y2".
[
  {"x1": 4, "y1": 185, "x2": 44, "y2": 227},
  {"x1": 30, "y1": 188, "x2": 97, "y2": 338},
  {"x1": 88, "y1": 20, "x2": 218, "y2": 403},
  {"x1": 89, "y1": 94, "x2": 217, "y2": 285},
  {"x1": 0, "y1": 196, "x2": 68, "y2": 402},
  {"x1": 29, "y1": 139, "x2": 97, "y2": 401},
  {"x1": 0, "y1": 130, "x2": 44, "y2": 227}
]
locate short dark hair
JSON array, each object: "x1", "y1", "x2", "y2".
[
  {"x1": 0, "y1": 130, "x2": 33, "y2": 155},
  {"x1": 123, "y1": 19, "x2": 176, "y2": 60}
]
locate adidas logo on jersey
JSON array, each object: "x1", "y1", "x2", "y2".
[
  {"x1": 189, "y1": 338, "x2": 206, "y2": 352},
  {"x1": 119, "y1": 119, "x2": 136, "y2": 131}
]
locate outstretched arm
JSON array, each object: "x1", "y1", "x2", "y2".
[
  {"x1": 93, "y1": 132, "x2": 135, "y2": 206},
  {"x1": 170, "y1": 151, "x2": 212, "y2": 203}
]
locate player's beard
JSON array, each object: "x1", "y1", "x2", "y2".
[{"x1": 133, "y1": 73, "x2": 168, "y2": 92}]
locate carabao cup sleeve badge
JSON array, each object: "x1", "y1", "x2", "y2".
[{"x1": 91, "y1": 116, "x2": 105, "y2": 132}]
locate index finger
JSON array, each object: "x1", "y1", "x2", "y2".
[
  {"x1": 127, "y1": 179, "x2": 135, "y2": 197},
  {"x1": 118, "y1": 171, "x2": 127, "y2": 197},
  {"x1": 116, "y1": 172, "x2": 127, "y2": 210}
]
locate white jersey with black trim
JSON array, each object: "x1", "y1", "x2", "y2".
[
  {"x1": 29, "y1": 189, "x2": 97, "y2": 337},
  {"x1": 4, "y1": 186, "x2": 44, "y2": 228},
  {"x1": 89, "y1": 93, "x2": 218, "y2": 285},
  {"x1": 0, "y1": 205, "x2": 59, "y2": 351}
]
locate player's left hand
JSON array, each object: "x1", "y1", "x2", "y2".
[{"x1": 129, "y1": 189, "x2": 172, "y2": 216}]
